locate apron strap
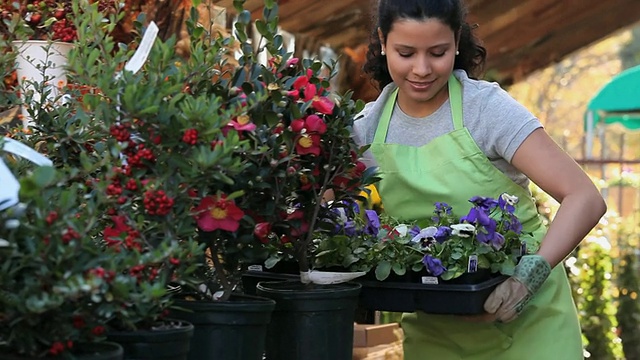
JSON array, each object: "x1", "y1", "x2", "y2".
[
  {"x1": 448, "y1": 74, "x2": 463, "y2": 130},
  {"x1": 373, "y1": 89, "x2": 398, "y2": 144},
  {"x1": 372, "y1": 74, "x2": 464, "y2": 144}
]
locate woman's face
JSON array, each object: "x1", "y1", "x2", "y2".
[{"x1": 380, "y1": 18, "x2": 457, "y2": 117}]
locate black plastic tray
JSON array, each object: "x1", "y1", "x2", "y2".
[
  {"x1": 356, "y1": 275, "x2": 508, "y2": 315},
  {"x1": 242, "y1": 270, "x2": 507, "y2": 315}
]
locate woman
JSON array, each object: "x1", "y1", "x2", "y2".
[{"x1": 353, "y1": 0, "x2": 607, "y2": 358}]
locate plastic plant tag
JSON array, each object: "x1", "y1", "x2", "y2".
[
  {"x1": 247, "y1": 264, "x2": 263, "y2": 272},
  {"x1": 124, "y1": 21, "x2": 159, "y2": 75},
  {"x1": 422, "y1": 276, "x2": 439, "y2": 285},
  {"x1": 300, "y1": 270, "x2": 367, "y2": 285},
  {"x1": 468, "y1": 255, "x2": 478, "y2": 273},
  {"x1": 0, "y1": 137, "x2": 53, "y2": 211},
  {"x1": 0, "y1": 160, "x2": 19, "y2": 211},
  {"x1": 2, "y1": 137, "x2": 52, "y2": 166}
]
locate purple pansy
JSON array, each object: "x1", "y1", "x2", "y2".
[
  {"x1": 434, "y1": 226, "x2": 451, "y2": 243},
  {"x1": 468, "y1": 196, "x2": 498, "y2": 211},
  {"x1": 460, "y1": 207, "x2": 495, "y2": 229},
  {"x1": 364, "y1": 209, "x2": 380, "y2": 236},
  {"x1": 423, "y1": 254, "x2": 447, "y2": 276},
  {"x1": 343, "y1": 220, "x2": 357, "y2": 237},
  {"x1": 408, "y1": 225, "x2": 421, "y2": 238},
  {"x1": 477, "y1": 230, "x2": 505, "y2": 250}
]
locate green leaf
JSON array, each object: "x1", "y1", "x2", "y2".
[
  {"x1": 255, "y1": 20, "x2": 269, "y2": 37},
  {"x1": 392, "y1": 263, "x2": 406, "y2": 276},
  {"x1": 264, "y1": 256, "x2": 280, "y2": 269},
  {"x1": 31, "y1": 166, "x2": 56, "y2": 188},
  {"x1": 375, "y1": 261, "x2": 391, "y2": 281}
]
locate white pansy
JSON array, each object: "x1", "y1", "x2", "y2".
[
  {"x1": 501, "y1": 193, "x2": 519, "y2": 206},
  {"x1": 393, "y1": 224, "x2": 409, "y2": 237},
  {"x1": 0, "y1": 238, "x2": 9, "y2": 247},
  {"x1": 4, "y1": 219, "x2": 20, "y2": 229},
  {"x1": 334, "y1": 207, "x2": 349, "y2": 224},
  {"x1": 450, "y1": 223, "x2": 475, "y2": 237},
  {"x1": 411, "y1": 226, "x2": 438, "y2": 243}
]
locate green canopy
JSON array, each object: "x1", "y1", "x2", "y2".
[{"x1": 585, "y1": 64, "x2": 640, "y2": 131}]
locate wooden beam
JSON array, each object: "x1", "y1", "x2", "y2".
[{"x1": 211, "y1": 0, "x2": 640, "y2": 84}]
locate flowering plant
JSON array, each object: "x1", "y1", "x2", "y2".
[
  {"x1": 314, "y1": 193, "x2": 529, "y2": 282},
  {"x1": 223, "y1": 1, "x2": 378, "y2": 281}
]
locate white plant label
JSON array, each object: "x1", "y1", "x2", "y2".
[
  {"x1": 0, "y1": 137, "x2": 53, "y2": 211},
  {"x1": 124, "y1": 21, "x2": 159, "y2": 74}
]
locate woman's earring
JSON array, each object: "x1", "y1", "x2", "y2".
[
  {"x1": 381, "y1": 49, "x2": 386, "y2": 56},
  {"x1": 455, "y1": 50, "x2": 460, "y2": 55}
]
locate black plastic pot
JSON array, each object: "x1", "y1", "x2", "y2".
[
  {"x1": 0, "y1": 342, "x2": 123, "y2": 360},
  {"x1": 256, "y1": 280, "x2": 361, "y2": 360},
  {"x1": 106, "y1": 320, "x2": 193, "y2": 360},
  {"x1": 171, "y1": 294, "x2": 275, "y2": 360},
  {"x1": 241, "y1": 270, "x2": 300, "y2": 296}
]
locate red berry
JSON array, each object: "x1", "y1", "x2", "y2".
[
  {"x1": 53, "y1": 9, "x2": 65, "y2": 20},
  {"x1": 29, "y1": 13, "x2": 42, "y2": 25}
]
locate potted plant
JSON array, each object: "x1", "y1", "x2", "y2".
[
  {"x1": 314, "y1": 193, "x2": 530, "y2": 315},
  {"x1": 0, "y1": 138, "x2": 123, "y2": 359},
  {"x1": 196, "y1": 2, "x2": 377, "y2": 359},
  {"x1": 1, "y1": 4, "x2": 203, "y2": 359}
]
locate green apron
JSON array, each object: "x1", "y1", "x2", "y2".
[{"x1": 369, "y1": 75, "x2": 583, "y2": 359}]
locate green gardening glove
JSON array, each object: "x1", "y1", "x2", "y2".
[{"x1": 483, "y1": 255, "x2": 552, "y2": 323}]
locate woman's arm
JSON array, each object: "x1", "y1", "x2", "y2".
[{"x1": 511, "y1": 128, "x2": 607, "y2": 268}]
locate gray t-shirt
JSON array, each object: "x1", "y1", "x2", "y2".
[{"x1": 353, "y1": 70, "x2": 542, "y2": 190}]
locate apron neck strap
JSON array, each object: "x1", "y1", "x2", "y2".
[
  {"x1": 372, "y1": 74, "x2": 464, "y2": 144},
  {"x1": 448, "y1": 73, "x2": 463, "y2": 130}
]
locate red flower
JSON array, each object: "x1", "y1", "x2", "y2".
[
  {"x1": 292, "y1": 115, "x2": 327, "y2": 156},
  {"x1": 302, "y1": 83, "x2": 335, "y2": 115},
  {"x1": 286, "y1": 209, "x2": 309, "y2": 237},
  {"x1": 300, "y1": 166, "x2": 321, "y2": 191},
  {"x1": 295, "y1": 134, "x2": 322, "y2": 156},
  {"x1": 332, "y1": 161, "x2": 367, "y2": 190},
  {"x1": 254, "y1": 222, "x2": 272, "y2": 244},
  {"x1": 194, "y1": 195, "x2": 245, "y2": 232},
  {"x1": 290, "y1": 74, "x2": 335, "y2": 114},
  {"x1": 103, "y1": 216, "x2": 129, "y2": 246}
]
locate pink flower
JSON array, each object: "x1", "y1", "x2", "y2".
[
  {"x1": 194, "y1": 195, "x2": 245, "y2": 232},
  {"x1": 228, "y1": 114, "x2": 256, "y2": 132}
]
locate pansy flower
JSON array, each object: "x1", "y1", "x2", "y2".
[
  {"x1": 498, "y1": 193, "x2": 519, "y2": 214},
  {"x1": 423, "y1": 254, "x2": 447, "y2": 276}
]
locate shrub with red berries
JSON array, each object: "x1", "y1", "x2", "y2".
[
  {"x1": 0, "y1": 0, "x2": 120, "y2": 43},
  {"x1": 0, "y1": 164, "x2": 116, "y2": 357}
]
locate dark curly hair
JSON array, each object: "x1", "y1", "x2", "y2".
[{"x1": 363, "y1": 0, "x2": 487, "y2": 89}]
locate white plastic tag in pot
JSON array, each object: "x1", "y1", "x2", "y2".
[{"x1": 0, "y1": 137, "x2": 53, "y2": 211}]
